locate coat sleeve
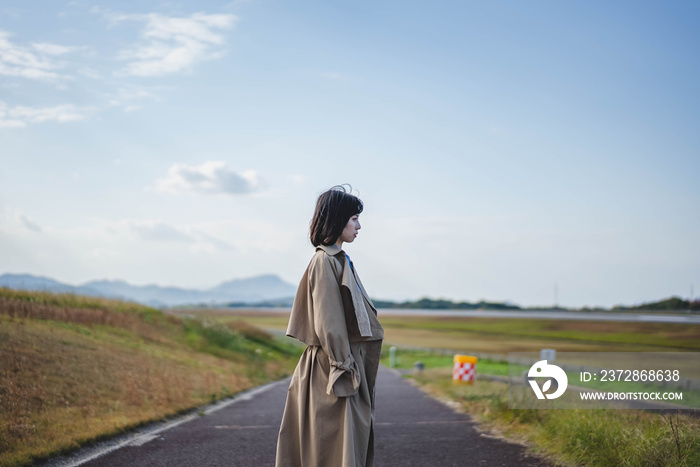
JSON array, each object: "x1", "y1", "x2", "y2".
[{"x1": 309, "y1": 254, "x2": 361, "y2": 398}]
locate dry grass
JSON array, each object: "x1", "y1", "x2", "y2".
[
  {"x1": 377, "y1": 315, "x2": 700, "y2": 351},
  {"x1": 381, "y1": 327, "x2": 665, "y2": 353},
  {"x1": 0, "y1": 291, "x2": 300, "y2": 467},
  {"x1": 0, "y1": 290, "x2": 175, "y2": 345},
  {"x1": 172, "y1": 309, "x2": 290, "y2": 332}
]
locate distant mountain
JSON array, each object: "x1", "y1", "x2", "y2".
[
  {"x1": 0, "y1": 273, "x2": 296, "y2": 308},
  {"x1": 0, "y1": 273, "x2": 93, "y2": 295},
  {"x1": 209, "y1": 274, "x2": 297, "y2": 301}
]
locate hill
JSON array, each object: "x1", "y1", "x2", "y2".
[
  {"x1": 611, "y1": 296, "x2": 700, "y2": 312},
  {"x1": 0, "y1": 288, "x2": 301, "y2": 467},
  {"x1": 0, "y1": 273, "x2": 296, "y2": 308}
]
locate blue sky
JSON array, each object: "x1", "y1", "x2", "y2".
[{"x1": 1, "y1": 0, "x2": 698, "y2": 308}]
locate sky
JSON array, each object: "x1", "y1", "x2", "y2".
[{"x1": 1, "y1": 0, "x2": 699, "y2": 308}]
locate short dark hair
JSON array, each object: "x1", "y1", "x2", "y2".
[{"x1": 310, "y1": 185, "x2": 364, "y2": 247}]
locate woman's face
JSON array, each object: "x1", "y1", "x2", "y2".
[{"x1": 338, "y1": 214, "x2": 361, "y2": 244}]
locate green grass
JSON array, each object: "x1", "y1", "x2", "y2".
[{"x1": 379, "y1": 347, "x2": 520, "y2": 376}]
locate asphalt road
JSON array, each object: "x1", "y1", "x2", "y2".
[{"x1": 53, "y1": 366, "x2": 550, "y2": 467}]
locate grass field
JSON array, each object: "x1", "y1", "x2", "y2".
[
  {"x1": 179, "y1": 308, "x2": 700, "y2": 353},
  {"x1": 0, "y1": 290, "x2": 302, "y2": 467}
]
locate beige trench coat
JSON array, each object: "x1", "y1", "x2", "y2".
[{"x1": 275, "y1": 243, "x2": 384, "y2": 467}]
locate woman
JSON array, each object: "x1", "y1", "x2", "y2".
[{"x1": 275, "y1": 185, "x2": 384, "y2": 467}]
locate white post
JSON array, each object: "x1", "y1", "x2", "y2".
[{"x1": 540, "y1": 349, "x2": 556, "y2": 362}]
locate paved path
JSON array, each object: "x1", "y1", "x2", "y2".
[{"x1": 61, "y1": 367, "x2": 549, "y2": 466}]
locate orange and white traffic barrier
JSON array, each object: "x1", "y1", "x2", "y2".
[{"x1": 453, "y1": 355, "x2": 478, "y2": 384}]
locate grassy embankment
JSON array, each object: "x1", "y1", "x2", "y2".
[
  {"x1": 197, "y1": 309, "x2": 700, "y2": 466},
  {"x1": 0, "y1": 290, "x2": 302, "y2": 467}
]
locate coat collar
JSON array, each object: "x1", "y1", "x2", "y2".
[
  {"x1": 316, "y1": 243, "x2": 343, "y2": 256},
  {"x1": 315, "y1": 242, "x2": 373, "y2": 337}
]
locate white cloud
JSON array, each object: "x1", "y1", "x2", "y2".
[
  {"x1": 106, "y1": 85, "x2": 161, "y2": 112},
  {"x1": 0, "y1": 30, "x2": 71, "y2": 81},
  {"x1": 112, "y1": 12, "x2": 237, "y2": 77},
  {"x1": 0, "y1": 101, "x2": 89, "y2": 128},
  {"x1": 18, "y1": 214, "x2": 42, "y2": 232},
  {"x1": 0, "y1": 11, "x2": 236, "y2": 125},
  {"x1": 31, "y1": 42, "x2": 76, "y2": 55},
  {"x1": 152, "y1": 161, "x2": 263, "y2": 195}
]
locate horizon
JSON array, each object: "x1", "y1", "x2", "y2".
[
  {"x1": 2, "y1": 1, "x2": 698, "y2": 308},
  {"x1": 0, "y1": 270, "x2": 693, "y2": 310},
  {"x1": 0, "y1": 270, "x2": 288, "y2": 289}
]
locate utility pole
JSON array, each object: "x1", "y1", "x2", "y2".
[{"x1": 554, "y1": 282, "x2": 559, "y2": 309}]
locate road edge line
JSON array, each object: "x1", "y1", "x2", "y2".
[{"x1": 40, "y1": 377, "x2": 289, "y2": 467}]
